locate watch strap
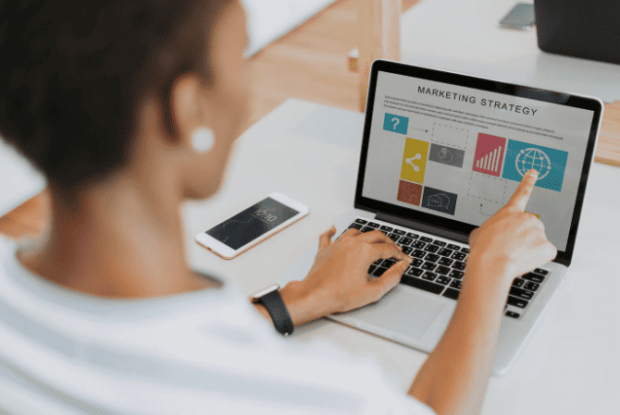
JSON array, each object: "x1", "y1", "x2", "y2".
[{"x1": 257, "y1": 289, "x2": 294, "y2": 336}]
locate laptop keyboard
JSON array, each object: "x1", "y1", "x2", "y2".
[{"x1": 348, "y1": 218, "x2": 549, "y2": 319}]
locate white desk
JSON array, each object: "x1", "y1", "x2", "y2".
[
  {"x1": 400, "y1": 0, "x2": 620, "y2": 103},
  {"x1": 183, "y1": 99, "x2": 620, "y2": 414}
]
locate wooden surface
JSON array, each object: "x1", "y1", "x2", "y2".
[
  {"x1": 594, "y1": 100, "x2": 620, "y2": 167},
  {"x1": 0, "y1": 0, "x2": 618, "y2": 241},
  {"x1": 358, "y1": 0, "x2": 401, "y2": 111}
]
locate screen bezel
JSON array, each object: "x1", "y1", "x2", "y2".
[
  {"x1": 195, "y1": 192, "x2": 309, "y2": 259},
  {"x1": 354, "y1": 60, "x2": 603, "y2": 266}
]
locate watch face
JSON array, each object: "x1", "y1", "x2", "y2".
[{"x1": 251, "y1": 284, "x2": 280, "y2": 302}]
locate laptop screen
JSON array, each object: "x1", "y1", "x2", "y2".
[{"x1": 357, "y1": 62, "x2": 601, "y2": 259}]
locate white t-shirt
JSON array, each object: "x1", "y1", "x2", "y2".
[{"x1": 0, "y1": 237, "x2": 435, "y2": 414}]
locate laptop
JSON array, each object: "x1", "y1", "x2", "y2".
[
  {"x1": 278, "y1": 60, "x2": 603, "y2": 374},
  {"x1": 535, "y1": 0, "x2": 620, "y2": 65}
]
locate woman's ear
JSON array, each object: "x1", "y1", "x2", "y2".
[{"x1": 169, "y1": 74, "x2": 209, "y2": 147}]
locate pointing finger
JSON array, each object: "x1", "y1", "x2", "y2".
[{"x1": 507, "y1": 169, "x2": 538, "y2": 212}]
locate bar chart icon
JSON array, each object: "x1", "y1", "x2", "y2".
[{"x1": 472, "y1": 133, "x2": 506, "y2": 177}]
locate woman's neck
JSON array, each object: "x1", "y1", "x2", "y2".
[{"x1": 19, "y1": 169, "x2": 211, "y2": 298}]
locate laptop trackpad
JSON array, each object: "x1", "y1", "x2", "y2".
[{"x1": 343, "y1": 288, "x2": 447, "y2": 340}]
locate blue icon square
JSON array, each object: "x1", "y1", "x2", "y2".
[
  {"x1": 383, "y1": 113, "x2": 409, "y2": 134},
  {"x1": 502, "y1": 140, "x2": 568, "y2": 192}
]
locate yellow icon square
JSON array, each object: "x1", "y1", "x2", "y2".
[{"x1": 400, "y1": 138, "x2": 429, "y2": 184}]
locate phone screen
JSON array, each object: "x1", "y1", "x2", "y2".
[{"x1": 206, "y1": 197, "x2": 299, "y2": 250}]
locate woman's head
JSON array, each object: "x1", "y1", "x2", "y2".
[{"x1": 0, "y1": 0, "x2": 250, "y2": 201}]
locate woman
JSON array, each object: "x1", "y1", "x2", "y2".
[{"x1": 0, "y1": 0, "x2": 556, "y2": 413}]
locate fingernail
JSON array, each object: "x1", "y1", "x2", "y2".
[{"x1": 528, "y1": 169, "x2": 539, "y2": 178}]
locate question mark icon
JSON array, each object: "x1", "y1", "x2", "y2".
[{"x1": 392, "y1": 117, "x2": 400, "y2": 130}]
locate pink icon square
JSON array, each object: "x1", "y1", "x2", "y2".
[{"x1": 473, "y1": 133, "x2": 507, "y2": 177}]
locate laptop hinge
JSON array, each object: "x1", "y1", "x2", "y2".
[{"x1": 375, "y1": 212, "x2": 469, "y2": 245}]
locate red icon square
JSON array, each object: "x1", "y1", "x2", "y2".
[{"x1": 473, "y1": 133, "x2": 507, "y2": 177}]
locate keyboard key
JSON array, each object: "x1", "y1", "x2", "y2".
[
  {"x1": 422, "y1": 262, "x2": 437, "y2": 271},
  {"x1": 451, "y1": 252, "x2": 467, "y2": 261},
  {"x1": 449, "y1": 270, "x2": 464, "y2": 279},
  {"x1": 509, "y1": 287, "x2": 534, "y2": 300},
  {"x1": 442, "y1": 288, "x2": 460, "y2": 300},
  {"x1": 438, "y1": 257, "x2": 454, "y2": 266},
  {"x1": 401, "y1": 275, "x2": 445, "y2": 294},
  {"x1": 380, "y1": 225, "x2": 393, "y2": 232},
  {"x1": 448, "y1": 244, "x2": 461, "y2": 250},
  {"x1": 436, "y1": 276, "x2": 450, "y2": 285},
  {"x1": 450, "y1": 280, "x2": 462, "y2": 289},
  {"x1": 368, "y1": 265, "x2": 377, "y2": 274},
  {"x1": 411, "y1": 259, "x2": 424, "y2": 267},
  {"x1": 354, "y1": 218, "x2": 367, "y2": 225},
  {"x1": 367, "y1": 222, "x2": 380, "y2": 228},
  {"x1": 406, "y1": 232, "x2": 419, "y2": 239},
  {"x1": 372, "y1": 259, "x2": 383, "y2": 266},
  {"x1": 506, "y1": 296, "x2": 528, "y2": 308},
  {"x1": 436, "y1": 265, "x2": 450, "y2": 275},
  {"x1": 422, "y1": 271, "x2": 437, "y2": 281},
  {"x1": 453, "y1": 261, "x2": 466, "y2": 271},
  {"x1": 438, "y1": 248, "x2": 454, "y2": 257},
  {"x1": 399, "y1": 237, "x2": 413, "y2": 246},
  {"x1": 360, "y1": 226, "x2": 375, "y2": 233},
  {"x1": 420, "y1": 236, "x2": 433, "y2": 243},
  {"x1": 402, "y1": 247, "x2": 413, "y2": 255},
  {"x1": 522, "y1": 272, "x2": 545, "y2": 283},
  {"x1": 412, "y1": 241, "x2": 426, "y2": 249},
  {"x1": 373, "y1": 267, "x2": 389, "y2": 277},
  {"x1": 406, "y1": 267, "x2": 424, "y2": 277},
  {"x1": 388, "y1": 233, "x2": 400, "y2": 242},
  {"x1": 534, "y1": 268, "x2": 549, "y2": 276},
  {"x1": 383, "y1": 259, "x2": 397, "y2": 268},
  {"x1": 505, "y1": 311, "x2": 520, "y2": 319},
  {"x1": 412, "y1": 249, "x2": 426, "y2": 258},
  {"x1": 424, "y1": 244, "x2": 439, "y2": 253},
  {"x1": 512, "y1": 278, "x2": 524, "y2": 288},
  {"x1": 524, "y1": 281, "x2": 540, "y2": 291},
  {"x1": 425, "y1": 253, "x2": 440, "y2": 263},
  {"x1": 393, "y1": 229, "x2": 406, "y2": 235},
  {"x1": 432, "y1": 240, "x2": 447, "y2": 247},
  {"x1": 461, "y1": 247, "x2": 470, "y2": 253},
  {"x1": 348, "y1": 223, "x2": 363, "y2": 230}
]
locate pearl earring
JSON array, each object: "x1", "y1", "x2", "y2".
[{"x1": 192, "y1": 127, "x2": 215, "y2": 153}]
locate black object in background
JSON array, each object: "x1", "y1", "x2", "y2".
[
  {"x1": 499, "y1": 3, "x2": 535, "y2": 31},
  {"x1": 206, "y1": 197, "x2": 299, "y2": 250},
  {"x1": 535, "y1": 0, "x2": 620, "y2": 65}
]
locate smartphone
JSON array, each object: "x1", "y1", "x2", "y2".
[
  {"x1": 499, "y1": 3, "x2": 535, "y2": 31},
  {"x1": 195, "y1": 192, "x2": 309, "y2": 260}
]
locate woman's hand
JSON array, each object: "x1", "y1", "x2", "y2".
[
  {"x1": 278, "y1": 227, "x2": 412, "y2": 326},
  {"x1": 467, "y1": 169, "x2": 558, "y2": 289}
]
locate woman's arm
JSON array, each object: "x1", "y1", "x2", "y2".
[
  {"x1": 408, "y1": 170, "x2": 557, "y2": 415},
  {"x1": 254, "y1": 227, "x2": 412, "y2": 326}
]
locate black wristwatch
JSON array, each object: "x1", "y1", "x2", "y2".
[{"x1": 251, "y1": 284, "x2": 294, "y2": 336}]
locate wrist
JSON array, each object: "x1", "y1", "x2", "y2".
[
  {"x1": 278, "y1": 280, "x2": 328, "y2": 327},
  {"x1": 465, "y1": 253, "x2": 514, "y2": 295}
]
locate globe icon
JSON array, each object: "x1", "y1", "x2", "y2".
[{"x1": 515, "y1": 148, "x2": 551, "y2": 179}]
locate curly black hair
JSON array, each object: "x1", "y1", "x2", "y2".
[{"x1": 0, "y1": 0, "x2": 230, "y2": 193}]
